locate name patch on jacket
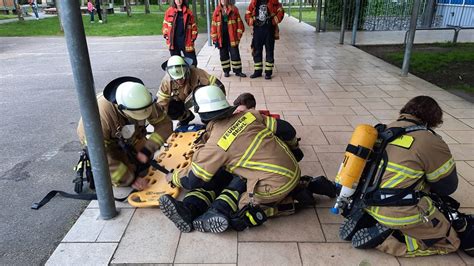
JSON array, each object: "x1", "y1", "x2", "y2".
[
  {"x1": 217, "y1": 112, "x2": 256, "y2": 151},
  {"x1": 389, "y1": 135, "x2": 414, "y2": 149}
]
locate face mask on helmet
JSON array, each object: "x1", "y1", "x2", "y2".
[{"x1": 167, "y1": 64, "x2": 187, "y2": 81}]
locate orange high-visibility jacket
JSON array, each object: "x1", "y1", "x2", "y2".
[
  {"x1": 211, "y1": 4, "x2": 245, "y2": 48},
  {"x1": 162, "y1": 6, "x2": 198, "y2": 52},
  {"x1": 245, "y1": 0, "x2": 284, "y2": 40}
]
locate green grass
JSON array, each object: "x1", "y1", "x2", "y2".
[
  {"x1": 123, "y1": 4, "x2": 170, "y2": 13},
  {"x1": 0, "y1": 14, "x2": 17, "y2": 20},
  {"x1": 284, "y1": 6, "x2": 317, "y2": 26},
  {"x1": 0, "y1": 13, "x2": 210, "y2": 36}
]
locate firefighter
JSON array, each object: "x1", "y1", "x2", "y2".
[
  {"x1": 159, "y1": 85, "x2": 336, "y2": 233},
  {"x1": 211, "y1": 0, "x2": 247, "y2": 78},
  {"x1": 346, "y1": 96, "x2": 466, "y2": 257},
  {"x1": 162, "y1": 0, "x2": 198, "y2": 66},
  {"x1": 245, "y1": 0, "x2": 284, "y2": 80},
  {"x1": 77, "y1": 77, "x2": 173, "y2": 190},
  {"x1": 157, "y1": 55, "x2": 225, "y2": 125}
]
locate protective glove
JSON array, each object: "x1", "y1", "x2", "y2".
[{"x1": 167, "y1": 99, "x2": 186, "y2": 120}]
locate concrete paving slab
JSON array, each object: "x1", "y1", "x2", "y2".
[
  {"x1": 238, "y1": 242, "x2": 301, "y2": 266},
  {"x1": 299, "y1": 243, "x2": 400, "y2": 266},
  {"x1": 238, "y1": 208, "x2": 325, "y2": 242},
  {"x1": 46, "y1": 243, "x2": 117, "y2": 266},
  {"x1": 457, "y1": 161, "x2": 474, "y2": 182}
]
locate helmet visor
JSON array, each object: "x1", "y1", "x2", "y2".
[
  {"x1": 123, "y1": 106, "x2": 153, "y2": 121},
  {"x1": 167, "y1": 65, "x2": 186, "y2": 80}
]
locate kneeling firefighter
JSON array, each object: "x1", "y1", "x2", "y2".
[
  {"x1": 333, "y1": 96, "x2": 473, "y2": 257},
  {"x1": 157, "y1": 55, "x2": 225, "y2": 125},
  {"x1": 77, "y1": 77, "x2": 173, "y2": 189},
  {"x1": 159, "y1": 85, "x2": 337, "y2": 233}
]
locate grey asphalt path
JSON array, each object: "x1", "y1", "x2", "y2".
[{"x1": 0, "y1": 34, "x2": 206, "y2": 265}]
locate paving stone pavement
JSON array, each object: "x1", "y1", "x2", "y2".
[{"x1": 46, "y1": 13, "x2": 474, "y2": 266}]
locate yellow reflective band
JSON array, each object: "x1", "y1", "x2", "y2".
[
  {"x1": 390, "y1": 135, "x2": 414, "y2": 149},
  {"x1": 185, "y1": 190, "x2": 212, "y2": 206},
  {"x1": 149, "y1": 132, "x2": 164, "y2": 146},
  {"x1": 222, "y1": 64, "x2": 231, "y2": 68},
  {"x1": 232, "y1": 128, "x2": 271, "y2": 172},
  {"x1": 111, "y1": 162, "x2": 128, "y2": 184},
  {"x1": 191, "y1": 23, "x2": 197, "y2": 27},
  {"x1": 164, "y1": 21, "x2": 172, "y2": 25},
  {"x1": 231, "y1": 61, "x2": 242, "y2": 65},
  {"x1": 255, "y1": 168, "x2": 300, "y2": 198},
  {"x1": 237, "y1": 29, "x2": 243, "y2": 33},
  {"x1": 254, "y1": 62, "x2": 263, "y2": 66},
  {"x1": 264, "y1": 207, "x2": 276, "y2": 217},
  {"x1": 233, "y1": 65, "x2": 242, "y2": 69},
  {"x1": 212, "y1": 21, "x2": 221, "y2": 26},
  {"x1": 405, "y1": 235, "x2": 419, "y2": 252},
  {"x1": 228, "y1": 20, "x2": 236, "y2": 24},
  {"x1": 223, "y1": 189, "x2": 239, "y2": 200},
  {"x1": 192, "y1": 31, "x2": 198, "y2": 35},
  {"x1": 265, "y1": 67, "x2": 273, "y2": 71},
  {"x1": 426, "y1": 157, "x2": 455, "y2": 182},
  {"x1": 254, "y1": 66, "x2": 263, "y2": 70},
  {"x1": 265, "y1": 62, "x2": 274, "y2": 66},
  {"x1": 191, "y1": 162, "x2": 213, "y2": 181},
  {"x1": 406, "y1": 249, "x2": 447, "y2": 257},
  {"x1": 221, "y1": 59, "x2": 231, "y2": 64},
  {"x1": 274, "y1": 16, "x2": 279, "y2": 23},
  {"x1": 196, "y1": 188, "x2": 216, "y2": 200},
  {"x1": 158, "y1": 90, "x2": 171, "y2": 99},
  {"x1": 245, "y1": 161, "x2": 295, "y2": 180},
  {"x1": 216, "y1": 194, "x2": 238, "y2": 211},
  {"x1": 217, "y1": 112, "x2": 257, "y2": 151},
  {"x1": 382, "y1": 162, "x2": 424, "y2": 188},
  {"x1": 210, "y1": 34, "x2": 218, "y2": 38},
  {"x1": 172, "y1": 170, "x2": 182, "y2": 188},
  {"x1": 366, "y1": 198, "x2": 435, "y2": 226},
  {"x1": 265, "y1": 116, "x2": 276, "y2": 133},
  {"x1": 246, "y1": 211, "x2": 258, "y2": 225},
  {"x1": 245, "y1": 10, "x2": 251, "y2": 14},
  {"x1": 209, "y1": 75, "x2": 217, "y2": 85}
]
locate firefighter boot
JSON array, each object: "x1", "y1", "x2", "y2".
[
  {"x1": 339, "y1": 208, "x2": 377, "y2": 241},
  {"x1": 250, "y1": 70, "x2": 262, "y2": 79},
  {"x1": 265, "y1": 73, "x2": 272, "y2": 80},
  {"x1": 306, "y1": 175, "x2": 337, "y2": 198},
  {"x1": 159, "y1": 194, "x2": 195, "y2": 233},
  {"x1": 193, "y1": 208, "x2": 229, "y2": 233},
  {"x1": 351, "y1": 223, "x2": 393, "y2": 249}
]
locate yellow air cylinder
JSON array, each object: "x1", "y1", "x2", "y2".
[{"x1": 337, "y1": 124, "x2": 378, "y2": 195}]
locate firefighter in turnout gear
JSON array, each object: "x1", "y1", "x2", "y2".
[
  {"x1": 77, "y1": 77, "x2": 173, "y2": 189},
  {"x1": 162, "y1": 0, "x2": 198, "y2": 66},
  {"x1": 159, "y1": 85, "x2": 336, "y2": 233},
  {"x1": 157, "y1": 55, "x2": 225, "y2": 125},
  {"x1": 211, "y1": 0, "x2": 247, "y2": 78},
  {"x1": 344, "y1": 96, "x2": 470, "y2": 257},
  {"x1": 245, "y1": 0, "x2": 284, "y2": 80}
]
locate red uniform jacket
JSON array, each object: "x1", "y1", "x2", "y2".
[
  {"x1": 245, "y1": 0, "x2": 284, "y2": 40},
  {"x1": 162, "y1": 6, "x2": 198, "y2": 52},
  {"x1": 211, "y1": 5, "x2": 245, "y2": 48}
]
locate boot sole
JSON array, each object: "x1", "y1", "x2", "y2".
[
  {"x1": 193, "y1": 216, "x2": 229, "y2": 234},
  {"x1": 352, "y1": 223, "x2": 392, "y2": 249},
  {"x1": 339, "y1": 209, "x2": 375, "y2": 241},
  {"x1": 159, "y1": 195, "x2": 192, "y2": 233}
]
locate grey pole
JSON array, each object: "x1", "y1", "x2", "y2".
[
  {"x1": 288, "y1": 0, "x2": 291, "y2": 17},
  {"x1": 351, "y1": 0, "x2": 361, "y2": 45},
  {"x1": 59, "y1": 0, "x2": 117, "y2": 220},
  {"x1": 339, "y1": 0, "x2": 347, "y2": 44},
  {"x1": 298, "y1": 0, "x2": 302, "y2": 22},
  {"x1": 206, "y1": 0, "x2": 211, "y2": 46},
  {"x1": 401, "y1": 0, "x2": 421, "y2": 76},
  {"x1": 316, "y1": 0, "x2": 322, "y2": 32}
]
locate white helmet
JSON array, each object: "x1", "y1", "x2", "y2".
[
  {"x1": 116, "y1": 82, "x2": 154, "y2": 120},
  {"x1": 193, "y1": 85, "x2": 235, "y2": 123},
  {"x1": 166, "y1": 55, "x2": 189, "y2": 80}
]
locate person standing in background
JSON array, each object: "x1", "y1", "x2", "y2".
[
  {"x1": 28, "y1": 0, "x2": 39, "y2": 20},
  {"x1": 95, "y1": 0, "x2": 103, "y2": 23},
  {"x1": 87, "y1": 0, "x2": 96, "y2": 23}
]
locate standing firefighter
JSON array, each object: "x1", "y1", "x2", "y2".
[
  {"x1": 245, "y1": 0, "x2": 284, "y2": 80},
  {"x1": 159, "y1": 85, "x2": 336, "y2": 233},
  {"x1": 211, "y1": 0, "x2": 247, "y2": 78},
  {"x1": 77, "y1": 77, "x2": 173, "y2": 189},
  {"x1": 162, "y1": 0, "x2": 198, "y2": 66},
  {"x1": 157, "y1": 55, "x2": 225, "y2": 125},
  {"x1": 341, "y1": 96, "x2": 473, "y2": 257}
]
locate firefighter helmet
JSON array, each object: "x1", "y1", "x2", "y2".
[
  {"x1": 166, "y1": 55, "x2": 189, "y2": 81},
  {"x1": 116, "y1": 81, "x2": 155, "y2": 120},
  {"x1": 193, "y1": 85, "x2": 236, "y2": 122}
]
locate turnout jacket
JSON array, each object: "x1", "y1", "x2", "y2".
[
  {"x1": 162, "y1": 6, "x2": 198, "y2": 52},
  {"x1": 171, "y1": 109, "x2": 301, "y2": 207},
  {"x1": 77, "y1": 94, "x2": 173, "y2": 186},
  {"x1": 211, "y1": 4, "x2": 245, "y2": 48},
  {"x1": 157, "y1": 67, "x2": 220, "y2": 112},
  {"x1": 365, "y1": 114, "x2": 458, "y2": 229},
  {"x1": 245, "y1": 0, "x2": 284, "y2": 40}
]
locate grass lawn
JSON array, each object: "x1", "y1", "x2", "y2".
[
  {"x1": 0, "y1": 13, "x2": 210, "y2": 36},
  {"x1": 283, "y1": 6, "x2": 317, "y2": 26},
  {"x1": 359, "y1": 43, "x2": 474, "y2": 100},
  {"x1": 0, "y1": 14, "x2": 17, "y2": 20}
]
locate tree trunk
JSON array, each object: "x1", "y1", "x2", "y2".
[
  {"x1": 199, "y1": 0, "x2": 204, "y2": 17},
  {"x1": 102, "y1": 0, "x2": 108, "y2": 23},
  {"x1": 56, "y1": 0, "x2": 63, "y2": 32},
  {"x1": 125, "y1": 0, "x2": 131, "y2": 16},
  {"x1": 15, "y1": 0, "x2": 24, "y2": 21},
  {"x1": 192, "y1": 0, "x2": 197, "y2": 20},
  {"x1": 145, "y1": 0, "x2": 150, "y2": 13}
]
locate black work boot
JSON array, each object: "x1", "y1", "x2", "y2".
[
  {"x1": 224, "y1": 71, "x2": 230, "y2": 77},
  {"x1": 159, "y1": 194, "x2": 194, "y2": 233},
  {"x1": 264, "y1": 73, "x2": 272, "y2": 80},
  {"x1": 235, "y1": 72, "x2": 247, "y2": 77},
  {"x1": 339, "y1": 208, "x2": 377, "y2": 241},
  {"x1": 250, "y1": 70, "x2": 262, "y2": 79},
  {"x1": 193, "y1": 208, "x2": 229, "y2": 233},
  {"x1": 352, "y1": 223, "x2": 392, "y2": 249},
  {"x1": 306, "y1": 175, "x2": 337, "y2": 198}
]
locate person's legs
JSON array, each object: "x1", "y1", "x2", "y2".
[
  {"x1": 183, "y1": 50, "x2": 198, "y2": 67},
  {"x1": 230, "y1": 46, "x2": 245, "y2": 77},
  {"x1": 250, "y1": 27, "x2": 264, "y2": 78},
  {"x1": 97, "y1": 8, "x2": 103, "y2": 22},
  {"x1": 90, "y1": 11, "x2": 94, "y2": 23},
  {"x1": 219, "y1": 45, "x2": 231, "y2": 76},
  {"x1": 264, "y1": 31, "x2": 275, "y2": 79}
]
